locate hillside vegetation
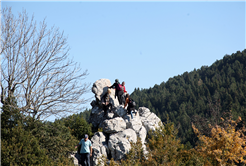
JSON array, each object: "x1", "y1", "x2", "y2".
[
  {"x1": 131, "y1": 49, "x2": 246, "y2": 146},
  {"x1": 2, "y1": 50, "x2": 246, "y2": 165}
]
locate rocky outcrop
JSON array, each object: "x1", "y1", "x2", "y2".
[
  {"x1": 90, "y1": 132, "x2": 108, "y2": 166},
  {"x1": 138, "y1": 107, "x2": 162, "y2": 132},
  {"x1": 85, "y1": 79, "x2": 162, "y2": 165},
  {"x1": 101, "y1": 117, "x2": 126, "y2": 133},
  {"x1": 91, "y1": 78, "x2": 119, "y2": 106},
  {"x1": 108, "y1": 129, "x2": 137, "y2": 160}
]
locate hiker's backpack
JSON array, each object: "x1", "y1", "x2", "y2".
[
  {"x1": 128, "y1": 98, "x2": 136, "y2": 107},
  {"x1": 116, "y1": 83, "x2": 123, "y2": 92}
]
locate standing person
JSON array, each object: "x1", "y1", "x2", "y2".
[
  {"x1": 75, "y1": 134, "x2": 92, "y2": 166},
  {"x1": 121, "y1": 81, "x2": 127, "y2": 104},
  {"x1": 124, "y1": 94, "x2": 137, "y2": 119},
  {"x1": 122, "y1": 81, "x2": 127, "y2": 94},
  {"x1": 108, "y1": 79, "x2": 124, "y2": 105}
]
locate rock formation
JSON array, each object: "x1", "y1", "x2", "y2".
[{"x1": 73, "y1": 78, "x2": 162, "y2": 166}]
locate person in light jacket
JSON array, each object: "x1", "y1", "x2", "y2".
[{"x1": 75, "y1": 134, "x2": 92, "y2": 166}]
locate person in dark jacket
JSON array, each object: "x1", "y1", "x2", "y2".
[
  {"x1": 124, "y1": 94, "x2": 137, "y2": 119},
  {"x1": 108, "y1": 79, "x2": 124, "y2": 105}
]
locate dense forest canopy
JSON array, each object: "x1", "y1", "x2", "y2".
[{"x1": 131, "y1": 49, "x2": 246, "y2": 146}]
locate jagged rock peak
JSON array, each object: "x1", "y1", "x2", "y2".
[{"x1": 86, "y1": 79, "x2": 162, "y2": 165}]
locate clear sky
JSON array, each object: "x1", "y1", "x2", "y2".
[{"x1": 2, "y1": 1, "x2": 245, "y2": 121}]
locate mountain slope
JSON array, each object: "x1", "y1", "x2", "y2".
[{"x1": 131, "y1": 49, "x2": 246, "y2": 145}]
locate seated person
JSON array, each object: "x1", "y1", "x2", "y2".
[{"x1": 101, "y1": 89, "x2": 112, "y2": 113}]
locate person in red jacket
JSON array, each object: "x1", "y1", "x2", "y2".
[
  {"x1": 122, "y1": 81, "x2": 127, "y2": 104},
  {"x1": 122, "y1": 81, "x2": 127, "y2": 93}
]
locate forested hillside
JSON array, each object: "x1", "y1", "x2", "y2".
[{"x1": 131, "y1": 49, "x2": 246, "y2": 146}]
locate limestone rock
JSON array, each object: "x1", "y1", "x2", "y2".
[
  {"x1": 101, "y1": 117, "x2": 126, "y2": 134},
  {"x1": 77, "y1": 79, "x2": 164, "y2": 165},
  {"x1": 113, "y1": 105, "x2": 127, "y2": 117},
  {"x1": 91, "y1": 132, "x2": 107, "y2": 145},
  {"x1": 139, "y1": 107, "x2": 162, "y2": 132},
  {"x1": 137, "y1": 126, "x2": 147, "y2": 145},
  {"x1": 123, "y1": 113, "x2": 142, "y2": 131},
  {"x1": 91, "y1": 143, "x2": 107, "y2": 166},
  {"x1": 106, "y1": 112, "x2": 114, "y2": 119},
  {"x1": 138, "y1": 107, "x2": 152, "y2": 118},
  {"x1": 91, "y1": 78, "x2": 119, "y2": 106},
  {"x1": 91, "y1": 132, "x2": 108, "y2": 166},
  {"x1": 108, "y1": 129, "x2": 137, "y2": 161},
  {"x1": 68, "y1": 151, "x2": 79, "y2": 165},
  {"x1": 123, "y1": 114, "x2": 147, "y2": 154},
  {"x1": 118, "y1": 128, "x2": 137, "y2": 143},
  {"x1": 91, "y1": 78, "x2": 111, "y2": 101},
  {"x1": 89, "y1": 106, "x2": 106, "y2": 127}
]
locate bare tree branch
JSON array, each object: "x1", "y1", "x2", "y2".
[{"x1": 1, "y1": 7, "x2": 91, "y2": 120}]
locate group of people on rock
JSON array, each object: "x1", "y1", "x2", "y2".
[
  {"x1": 101, "y1": 79, "x2": 137, "y2": 119},
  {"x1": 108, "y1": 79, "x2": 127, "y2": 105},
  {"x1": 75, "y1": 79, "x2": 137, "y2": 166}
]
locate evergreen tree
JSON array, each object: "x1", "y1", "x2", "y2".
[
  {"x1": 130, "y1": 49, "x2": 246, "y2": 146},
  {"x1": 62, "y1": 114, "x2": 93, "y2": 140}
]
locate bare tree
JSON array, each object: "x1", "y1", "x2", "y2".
[{"x1": 1, "y1": 7, "x2": 90, "y2": 120}]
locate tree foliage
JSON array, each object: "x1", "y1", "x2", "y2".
[
  {"x1": 1, "y1": 121, "x2": 51, "y2": 166},
  {"x1": 1, "y1": 96, "x2": 77, "y2": 165},
  {"x1": 143, "y1": 121, "x2": 183, "y2": 165},
  {"x1": 192, "y1": 116, "x2": 246, "y2": 165},
  {"x1": 120, "y1": 137, "x2": 146, "y2": 166},
  {"x1": 131, "y1": 50, "x2": 246, "y2": 146},
  {"x1": 29, "y1": 120, "x2": 78, "y2": 162},
  {"x1": 58, "y1": 113, "x2": 93, "y2": 140},
  {"x1": 1, "y1": 7, "x2": 92, "y2": 165}
]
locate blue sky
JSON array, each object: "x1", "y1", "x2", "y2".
[{"x1": 2, "y1": 1, "x2": 245, "y2": 120}]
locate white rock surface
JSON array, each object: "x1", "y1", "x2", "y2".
[
  {"x1": 91, "y1": 132, "x2": 107, "y2": 145},
  {"x1": 101, "y1": 117, "x2": 126, "y2": 134},
  {"x1": 91, "y1": 78, "x2": 111, "y2": 101},
  {"x1": 108, "y1": 129, "x2": 137, "y2": 160},
  {"x1": 90, "y1": 132, "x2": 108, "y2": 166},
  {"x1": 139, "y1": 107, "x2": 162, "y2": 132},
  {"x1": 91, "y1": 78, "x2": 119, "y2": 106},
  {"x1": 123, "y1": 113, "x2": 142, "y2": 132},
  {"x1": 114, "y1": 105, "x2": 127, "y2": 117},
  {"x1": 91, "y1": 143, "x2": 107, "y2": 166}
]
